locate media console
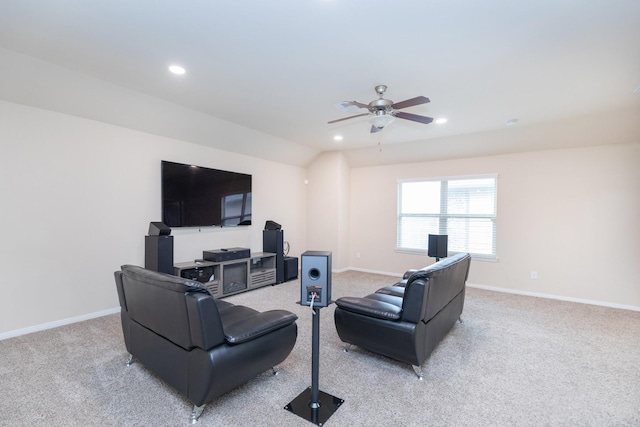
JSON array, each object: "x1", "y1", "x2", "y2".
[{"x1": 174, "y1": 252, "x2": 277, "y2": 298}]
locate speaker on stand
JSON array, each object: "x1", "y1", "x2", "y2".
[
  {"x1": 299, "y1": 251, "x2": 332, "y2": 308},
  {"x1": 428, "y1": 234, "x2": 448, "y2": 262},
  {"x1": 286, "y1": 251, "x2": 343, "y2": 425}
]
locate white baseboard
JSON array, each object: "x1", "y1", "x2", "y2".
[
  {"x1": 342, "y1": 267, "x2": 640, "y2": 312},
  {"x1": 0, "y1": 307, "x2": 120, "y2": 341},
  {"x1": 466, "y1": 282, "x2": 640, "y2": 312},
  {"x1": 345, "y1": 267, "x2": 403, "y2": 278}
]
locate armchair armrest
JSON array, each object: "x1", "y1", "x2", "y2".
[
  {"x1": 403, "y1": 269, "x2": 419, "y2": 280},
  {"x1": 224, "y1": 310, "x2": 298, "y2": 344},
  {"x1": 335, "y1": 297, "x2": 402, "y2": 320}
]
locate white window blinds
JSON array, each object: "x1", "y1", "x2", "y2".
[{"x1": 397, "y1": 174, "x2": 498, "y2": 259}]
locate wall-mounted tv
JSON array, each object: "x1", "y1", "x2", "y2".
[{"x1": 161, "y1": 160, "x2": 252, "y2": 228}]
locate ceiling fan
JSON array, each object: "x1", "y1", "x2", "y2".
[{"x1": 328, "y1": 85, "x2": 433, "y2": 133}]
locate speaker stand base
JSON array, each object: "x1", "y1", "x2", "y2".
[{"x1": 284, "y1": 387, "x2": 344, "y2": 426}]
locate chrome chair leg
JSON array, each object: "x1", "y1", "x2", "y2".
[
  {"x1": 126, "y1": 354, "x2": 135, "y2": 366},
  {"x1": 191, "y1": 404, "x2": 206, "y2": 424},
  {"x1": 458, "y1": 316, "x2": 464, "y2": 324},
  {"x1": 412, "y1": 365, "x2": 424, "y2": 380},
  {"x1": 343, "y1": 343, "x2": 352, "y2": 353},
  {"x1": 271, "y1": 366, "x2": 280, "y2": 376}
]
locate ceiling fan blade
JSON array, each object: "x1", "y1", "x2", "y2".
[
  {"x1": 328, "y1": 113, "x2": 370, "y2": 124},
  {"x1": 344, "y1": 101, "x2": 371, "y2": 109},
  {"x1": 335, "y1": 101, "x2": 369, "y2": 113},
  {"x1": 394, "y1": 111, "x2": 434, "y2": 125},
  {"x1": 392, "y1": 96, "x2": 430, "y2": 110},
  {"x1": 370, "y1": 125, "x2": 382, "y2": 133}
]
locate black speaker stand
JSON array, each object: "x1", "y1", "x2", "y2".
[{"x1": 285, "y1": 307, "x2": 343, "y2": 425}]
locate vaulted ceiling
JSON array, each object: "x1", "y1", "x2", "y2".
[{"x1": 1, "y1": 1, "x2": 639, "y2": 167}]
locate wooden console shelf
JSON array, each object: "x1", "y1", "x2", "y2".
[{"x1": 174, "y1": 252, "x2": 277, "y2": 298}]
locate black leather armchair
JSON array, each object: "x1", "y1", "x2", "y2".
[
  {"x1": 114, "y1": 265, "x2": 298, "y2": 423},
  {"x1": 334, "y1": 253, "x2": 471, "y2": 379}
]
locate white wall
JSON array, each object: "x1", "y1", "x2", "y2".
[
  {"x1": 0, "y1": 100, "x2": 307, "y2": 335},
  {"x1": 306, "y1": 151, "x2": 350, "y2": 270},
  {"x1": 349, "y1": 143, "x2": 640, "y2": 308},
  {"x1": 3, "y1": 97, "x2": 638, "y2": 337}
]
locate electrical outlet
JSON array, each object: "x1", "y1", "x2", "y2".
[
  {"x1": 356, "y1": 252, "x2": 361, "y2": 259},
  {"x1": 530, "y1": 271, "x2": 538, "y2": 280}
]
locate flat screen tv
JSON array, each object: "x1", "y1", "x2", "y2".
[{"x1": 161, "y1": 160, "x2": 252, "y2": 228}]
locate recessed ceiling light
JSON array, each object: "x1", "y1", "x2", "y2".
[
  {"x1": 168, "y1": 65, "x2": 186, "y2": 75},
  {"x1": 333, "y1": 135, "x2": 343, "y2": 141},
  {"x1": 506, "y1": 119, "x2": 519, "y2": 126},
  {"x1": 435, "y1": 118, "x2": 448, "y2": 124}
]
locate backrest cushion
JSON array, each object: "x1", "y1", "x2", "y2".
[
  {"x1": 119, "y1": 265, "x2": 223, "y2": 350},
  {"x1": 401, "y1": 253, "x2": 471, "y2": 322},
  {"x1": 422, "y1": 253, "x2": 471, "y2": 320}
]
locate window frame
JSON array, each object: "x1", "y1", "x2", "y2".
[{"x1": 396, "y1": 174, "x2": 498, "y2": 260}]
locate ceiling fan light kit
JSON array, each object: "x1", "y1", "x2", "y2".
[
  {"x1": 329, "y1": 85, "x2": 433, "y2": 133},
  {"x1": 369, "y1": 113, "x2": 395, "y2": 129}
]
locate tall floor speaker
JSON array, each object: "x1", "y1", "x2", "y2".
[
  {"x1": 263, "y1": 229, "x2": 284, "y2": 284},
  {"x1": 145, "y1": 235, "x2": 174, "y2": 275}
]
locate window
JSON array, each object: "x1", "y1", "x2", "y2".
[{"x1": 397, "y1": 175, "x2": 497, "y2": 259}]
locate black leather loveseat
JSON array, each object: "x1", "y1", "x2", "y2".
[
  {"x1": 334, "y1": 252, "x2": 471, "y2": 379},
  {"x1": 114, "y1": 265, "x2": 298, "y2": 423}
]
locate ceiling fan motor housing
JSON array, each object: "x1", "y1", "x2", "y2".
[{"x1": 369, "y1": 98, "x2": 393, "y2": 112}]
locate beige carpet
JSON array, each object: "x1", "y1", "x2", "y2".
[{"x1": 1, "y1": 270, "x2": 639, "y2": 426}]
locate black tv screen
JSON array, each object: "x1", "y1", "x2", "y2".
[{"x1": 161, "y1": 161, "x2": 252, "y2": 228}]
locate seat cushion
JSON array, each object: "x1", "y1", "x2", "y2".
[
  {"x1": 219, "y1": 305, "x2": 260, "y2": 330},
  {"x1": 223, "y1": 310, "x2": 298, "y2": 344},
  {"x1": 335, "y1": 296, "x2": 402, "y2": 320},
  {"x1": 376, "y1": 285, "x2": 405, "y2": 297}
]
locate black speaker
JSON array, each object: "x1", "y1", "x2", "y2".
[
  {"x1": 145, "y1": 235, "x2": 174, "y2": 275},
  {"x1": 264, "y1": 220, "x2": 281, "y2": 230},
  {"x1": 263, "y1": 229, "x2": 284, "y2": 284},
  {"x1": 148, "y1": 221, "x2": 171, "y2": 236},
  {"x1": 428, "y1": 234, "x2": 448, "y2": 260},
  {"x1": 284, "y1": 256, "x2": 298, "y2": 281},
  {"x1": 300, "y1": 251, "x2": 332, "y2": 308}
]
